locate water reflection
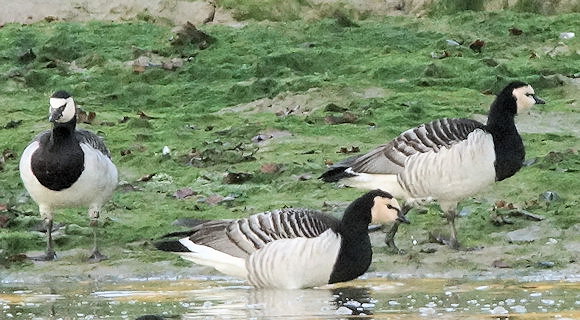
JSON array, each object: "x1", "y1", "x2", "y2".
[
  {"x1": 181, "y1": 286, "x2": 373, "y2": 319},
  {"x1": 331, "y1": 286, "x2": 375, "y2": 316},
  {"x1": 1, "y1": 278, "x2": 578, "y2": 319}
]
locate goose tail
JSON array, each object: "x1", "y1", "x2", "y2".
[
  {"x1": 319, "y1": 155, "x2": 360, "y2": 182},
  {"x1": 154, "y1": 229, "x2": 199, "y2": 252},
  {"x1": 153, "y1": 238, "x2": 191, "y2": 252},
  {"x1": 319, "y1": 166, "x2": 356, "y2": 182}
]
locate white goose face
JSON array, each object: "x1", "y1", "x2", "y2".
[
  {"x1": 370, "y1": 196, "x2": 407, "y2": 224},
  {"x1": 49, "y1": 96, "x2": 76, "y2": 123},
  {"x1": 513, "y1": 85, "x2": 545, "y2": 114}
]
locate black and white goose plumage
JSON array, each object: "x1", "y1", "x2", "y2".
[
  {"x1": 19, "y1": 90, "x2": 118, "y2": 261},
  {"x1": 155, "y1": 190, "x2": 408, "y2": 289},
  {"x1": 320, "y1": 81, "x2": 545, "y2": 250}
]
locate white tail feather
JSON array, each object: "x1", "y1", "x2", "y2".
[
  {"x1": 178, "y1": 238, "x2": 247, "y2": 278},
  {"x1": 342, "y1": 170, "x2": 407, "y2": 198}
]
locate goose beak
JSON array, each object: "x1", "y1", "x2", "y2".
[
  {"x1": 533, "y1": 95, "x2": 545, "y2": 105},
  {"x1": 48, "y1": 112, "x2": 59, "y2": 123},
  {"x1": 49, "y1": 104, "x2": 66, "y2": 122},
  {"x1": 396, "y1": 210, "x2": 410, "y2": 224}
]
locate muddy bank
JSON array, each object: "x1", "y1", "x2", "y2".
[
  {"x1": 0, "y1": 0, "x2": 234, "y2": 26},
  {"x1": 2, "y1": 0, "x2": 578, "y2": 26},
  {"x1": 2, "y1": 223, "x2": 578, "y2": 285}
]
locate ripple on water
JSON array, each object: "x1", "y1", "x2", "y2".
[{"x1": 0, "y1": 278, "x2": 578, "y2": 319}]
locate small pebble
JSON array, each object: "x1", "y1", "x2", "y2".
[
  {"x1": 539, "y1": 191, "x2": 560, "y2": 202},
  {"x1": 491, "y1": 306, "x2": 508, "y2": 314},
  {"x1": 459, "y1": 207, "x2": 473, "y2": 217},
  {"x1": 418, "y1": 307, "x2": 436, "y2": 316},
  {"x1": 343, "y1": 300, "x2": 361, "y2": 308},
  {"x1": 511, "y1": 305, "x2": 527, "y2": 313},
  {"x1": 538, "y1": 261, "x2": 555, "y2": 268},
  {"x1": 162, "y1": 146, "x2": 171, "y2": 156},
  {"x1": 541, "y1": 299, "x2": 555, "y2": 305},
  {"x1": 336, "y1": 306, "x2": 353, "y2": 315}
]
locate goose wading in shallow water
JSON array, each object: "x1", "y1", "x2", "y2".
[
  {"x1": 155, "y1": 190, "x2": 408, "y2": 289},
  {"x1": 19, "y1": 91, "x2": 118, "y2": 262},
  {"x1": 319, "y1": 81, "x2": 545, "y2": 250}
]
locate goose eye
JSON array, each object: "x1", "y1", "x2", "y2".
[
  {"x1": 387, "y1": 204, "x2": 394, "y2": 209},
  {"x1": 525, "y1": 93, "x2": 533, "y2": 96}
]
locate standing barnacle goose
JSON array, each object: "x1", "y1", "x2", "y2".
[
  {"x1": 155, "y1": 190, "x2": 408, "y2": 289},
  {"x1": 19, "y1": 91, "x2": 118, "y2": 262},
  {"x1": 320, "y1": 81, "x2": 545, "y2": 250}
]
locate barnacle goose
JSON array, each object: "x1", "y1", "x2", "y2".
[
  {"x1": 320, "y1": 81, "x2": 545, "y2": 250},
  {"x1": 19, "y1": 91, "x2": 118, "y2": 262},
  {"x1": 155, "y1": 190, "x2": 408, "y2": 289}
]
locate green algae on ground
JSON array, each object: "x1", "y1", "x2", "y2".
[{"x1": 0, "y1": 10, "x2": 578, "y2": 274}]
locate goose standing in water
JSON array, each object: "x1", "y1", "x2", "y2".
[
  {"x1": 320, "y1": 81, "x2": 545, "y2": 250},
  {"x1": 156, "y1": 190, "x2": 408, "y2": 289},
  {"x1": 19, "y1": 91, "x2": 118, "y2": 262}
]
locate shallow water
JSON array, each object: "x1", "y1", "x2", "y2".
[{"x1": 0, "y1": 277, "x2": 578, "y2": 319}]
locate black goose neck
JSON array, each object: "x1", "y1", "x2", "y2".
[
  {"x1": 485, "y1": 85, "x2": 526, "y2": 181},
  {"x1": 50, "y1": 117, "x2": 77, "y2": 145},
  {"x1": 486, "y1": 93, "x2": 517, "y2": 135},
  {"x1": 328, "y1": 194, "x2": 376, "y2": 284},
  {"x1": 52, "y1": 117, "x2": 76, "y2": 134},
  {"x1": 337, "y1": 195, "x2": 373, "y2": 236}
]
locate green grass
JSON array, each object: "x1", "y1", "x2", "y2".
[{"x1": 0, "y1": 10, "x2": 578, "y2": 268}]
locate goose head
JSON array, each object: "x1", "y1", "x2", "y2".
[
  {"x1": 498, "y1": 82, "x2": 545, "y2": 115},
  {"x1": 512, "y1": 83, "x2": 545, "y2": 114},
  {"x1": 49, "y1": 90, "x2": 76, "y2": 123},
  {"x1": 368, "y1": 189, "x2": 409, "y2": 224}
]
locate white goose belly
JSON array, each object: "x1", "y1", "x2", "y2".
[
  {"x1": 399, "y1": 131, "x2": 496, "y2": 202},
  {"x1": 246, "y1": 230, "x2": 342, "y2": 289},
  {"x1": 19, "y1": 142, "x2": 118, "y2": 210}
]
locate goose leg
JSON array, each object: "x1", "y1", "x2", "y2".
[
  {"x1": 88, "y1": 209, "x2": 107, "y2": 263},
  {"x1": 445, "y1": 208, "x2": 460, "y2": 250},
  {"x1": 384, "y1": 221, "x2": 403, "y2": 253},
  {"x1": 384, "y1": 203, "x2": 412, "y2": 254},
  {"x1": 435, "y1": 201, "x2": 460, "y2": 249},
  {"x1": 29, "y1": 217, "x2": 56, "y2": 261}
]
